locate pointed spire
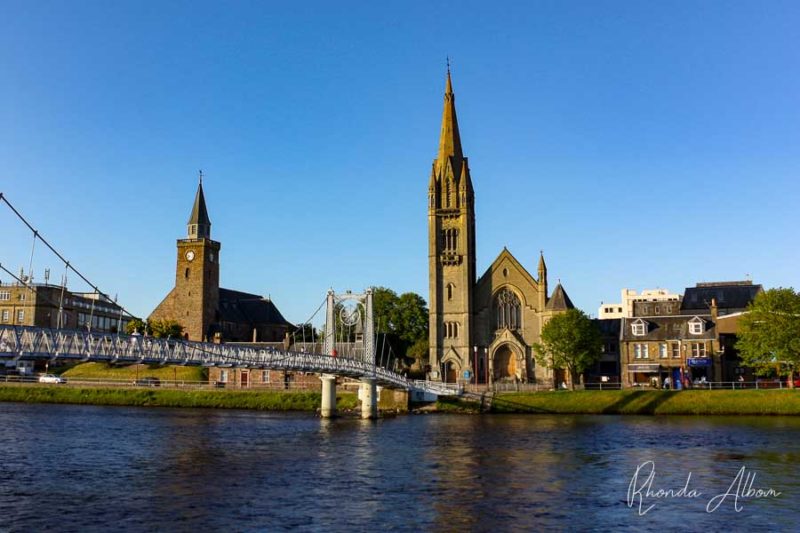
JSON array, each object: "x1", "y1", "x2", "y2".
[
  {"x1": 546, "y1": 283, "x2": 575, "y2": 311},
  {"x1": 187, "y1": 171, "x2": 211, "y2": 239},
  {"x1": 437, "y1": 67, "x2": 463, "y2": 170},
  {"x1": 538, "y1": 250, "x2": 547, "y2": 276}
]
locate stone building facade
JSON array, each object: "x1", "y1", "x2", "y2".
[
  {"x1": 427, "y1": 71, "x2": 574, "y2": 385},
  {"x1": 149, "y1": 178, "x2": 292, "y2": 343},
  {"x1": 619, "y1": 281, "x2": 762, "y2": 388},
  {"x1": 0, "y1": 282, "x2": 128, "y2": 332}
]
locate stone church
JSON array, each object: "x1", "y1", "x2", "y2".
[
  {"x1": 149, "y1": 179, "x2": 292, "y2": 343},
  {"x1": 428, "y1": 71, "x2": 574, "y2": 384}
]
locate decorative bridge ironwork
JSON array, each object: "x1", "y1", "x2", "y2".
[{"x1": 0, "y1": 325, "x2": 459, "y2": 397}]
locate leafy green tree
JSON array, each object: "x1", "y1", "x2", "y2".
[
  {"x1": 737, "y1": 287, "x2": 800, "y2": 388},
  {"x1": 533, "y1": 309, "x2": 602, "y2": 390},
  {"x1": 149, "y1": 319, "x2": 184, "y2": 339},
  {"x1": 124, "y1": 318, "x2": 183, "y2": 339},
  {"x1": 125, "y1": 318, "x2": 146, "y2": 335}
]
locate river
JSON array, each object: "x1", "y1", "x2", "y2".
[{"x1": 1, "y1": 403, "x2": 798, "y2": 531}]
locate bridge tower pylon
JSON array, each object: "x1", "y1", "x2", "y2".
[{"x1": 321, "y1": 288, "x2": 377, "y2": 419}]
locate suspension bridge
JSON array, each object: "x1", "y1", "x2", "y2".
[{"x1": 0, "y1": 192, "x2": 459, "y2": 419}]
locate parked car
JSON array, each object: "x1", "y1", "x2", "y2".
[
  {"x1": 38, "y1": 374, "x2": 67, "y2": 384},
  {"x1": 134, "y1": 376, "x2": 161, "y2": 387}
]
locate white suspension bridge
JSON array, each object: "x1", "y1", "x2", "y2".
[{"x1": 0, "y1": 192, "x2": 459, "y2": 419}]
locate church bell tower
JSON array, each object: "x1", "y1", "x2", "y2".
[
  {"x1": 428, "y1": 69, "x2": 476, "y2": 382},
  {"x1": 173, "y1": 174, "x2": 220, "y2": 341}
]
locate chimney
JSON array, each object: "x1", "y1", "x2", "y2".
[
  {"x1": 710, "y1": 298, "x2": 718, "y2": 322},
  {"x1": 252, "y1": 327, "x2": 258, "y2": 343}
]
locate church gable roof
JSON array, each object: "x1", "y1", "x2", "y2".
[
  {"x1": 546, "y1": 283, "x2": 575, "y2": 311},
  {"x1": 476, "y1": 247, "x2": 539, "y2": 291}
]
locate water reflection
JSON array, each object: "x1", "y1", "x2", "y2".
[{"x1": 1, "y1": 405, "x2": 799, "y2": 531}]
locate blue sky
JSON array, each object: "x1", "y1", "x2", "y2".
[{"x1": 1, "y1": 0, "x2": 799, "y2": 324}]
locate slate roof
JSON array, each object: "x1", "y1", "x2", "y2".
[
  {"x1": 546, "y1": 283, "x2": 575, "y2": 311},
  {"x1": 681, "y1": 282, "x2": 762, "y2": 314},
  {"x1": 218, "y1": 288, "x2": 292, "y2": 327},
  {"x1": 188, "y1": 182, "x2": 211, "y2": 226},
  {"x1": 620, "y1": 315, "x2": 716, "y2": 342}
]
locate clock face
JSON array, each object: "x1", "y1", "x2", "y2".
[{"x1": 185, "y1": 250, "x2": 195, "y2": 262}]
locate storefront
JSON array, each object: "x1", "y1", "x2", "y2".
[
  {"x1": 627, "y1": 363, "x2": 661, "y2": 387},
  {"x1": 687, "y1": 357, "x2": 712, "y2": 383}
]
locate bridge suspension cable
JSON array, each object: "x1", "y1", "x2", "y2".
[{"x1": 0, "y1": 192, "x2": 136, "y2": 320}]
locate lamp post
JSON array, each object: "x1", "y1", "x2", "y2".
[{"x1": 473, "y1": 345, "x2": 478, "y2": 386}]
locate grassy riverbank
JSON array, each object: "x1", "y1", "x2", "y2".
[
  {"x1": 437, "y1": 390, "x2": 800, "y2": 415},
  {"x1": 0, "y1": 385, "x2": 358, "y2": 412},
  {"x1": 60, "y1": 362, "x2": 207, "y2": 382}
]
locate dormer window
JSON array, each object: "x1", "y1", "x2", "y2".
[
  {"x1": 689, "y1": 317, "x2": 704, "y2": 335},
  {"x1": 631, "y1": 319, "x2": 647, "y2": 336}
]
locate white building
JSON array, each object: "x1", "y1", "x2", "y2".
[{"x1": 598, "y1": 288, "x2": 681, "y2": 319}]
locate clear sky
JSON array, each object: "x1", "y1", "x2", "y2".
[{"x1": 1, "y1": 0, "x2": 799, "y2": 324}]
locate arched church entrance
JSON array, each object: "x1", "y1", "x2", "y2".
[
  {"x1": 443, "y1": 362, "x2": 457, "y2": 383},
  {"x1": 493, "y1": 344, "x2": 517, "y2": 381}
]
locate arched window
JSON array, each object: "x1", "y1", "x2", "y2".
[
  {"x1": 495, "y1": 288, "x2": 521, "y2": 330},
  {"x1": 184, "y1": 267, "x2": 190, "y2": 279},
  {"x1": 447, "y1": 284, "x2": 454, "y2": 301}
]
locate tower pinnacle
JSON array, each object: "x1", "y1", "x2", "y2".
[
  {"x1": 187, "y1": 177, "x2": 211, "y2": 239},
  {"x1": 437, "y1": 67, "x2": 463, "y2": 170}
]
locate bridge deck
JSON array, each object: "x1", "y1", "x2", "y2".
[{"x1": 0, "y1": 326, "x2": 459, "y2": 396}]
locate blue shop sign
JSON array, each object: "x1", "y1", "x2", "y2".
[{"x1": 687, "y1": 357, "x2": 712, "y2": 367}]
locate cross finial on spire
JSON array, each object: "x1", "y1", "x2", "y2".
[
  {"x1": 446, "y1": 55, "x2": 450, "y2": 74},
  {"x1": 198, "y1": 169, "x2": 203, "y2": 185}
]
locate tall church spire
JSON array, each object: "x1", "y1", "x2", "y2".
[
  {"x1": 188, "y1": 171, "x2": 211, "y2": 239},
  {"x1": 437, "y1": 68, "x2": 463, "y2": 170}
]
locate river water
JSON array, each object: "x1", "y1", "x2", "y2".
[{"x1": 1, "y1": 403, "x2": 799, "y2": 531}]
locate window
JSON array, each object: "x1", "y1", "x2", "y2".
[
  {"x1": 689, "y1": 317, "x2": 704, "y2": 335},
  {"x1": 691, "y1": 343, "x2": 707, "y2": 357},
  {"x1": 441, "y1": 228, "x2": 459, "y2": 252},
  {"x1": 631, "y1": 320, "x2": 646, "y2": 336},
  {"x1": 659, "y1": 343, "x2": 667, "y2": 358},
  {"x1": 17, "y1": 310, "x2": 24, "y2": 323},
  {"x1": 447, "y1": 283, "x2": 454, "y2": 301},
  {"x1": 671, "y1": 343, "x2": 680, "y2": 358},
  {"x1": 184, "y1": 267, "x2": 190, "y2": 279},
  {"x1": 220, "y1": 370, "x2": 228, "y2": 383},
  {"x1": 0, "y1": 291, "x2": 9, "y2": 301},
  {"x1": 633, "y1": 343, "x2": 649, "y2": 359},
  {"x1": 444, "y1": 322, "x2": 460, "y2": 338},
  {"x1": 495, "y1": 288, "x2": 521, "y2": 330},
  {"x1": 1, "y1": 310, "x2": 8, "y2": 322},
  {"x1": 262, "y1": 370, "x2": 270, "y2": 383},
  {"x1": 19, "y1": 293, "x2": 25, "y2": 301}
]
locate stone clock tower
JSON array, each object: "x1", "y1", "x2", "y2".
[
  {"x1": 428, "y1": 69, "x2": 476, "y2": 382},
  {"x1": 150, "y1": 176, "x2": 220, "y2": 341}
]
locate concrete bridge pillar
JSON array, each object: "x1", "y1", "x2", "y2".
[
  {"x1": 320, "y1": 374, "x2": 337, "y2": 418},
  {"x1": 360, "y1": 377, "x2": 378, "y2": 419}
]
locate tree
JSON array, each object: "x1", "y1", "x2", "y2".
[
  {"x1": 533, "y1": 309, "x2": 602, "y2": 390},
  {"x1": 371, "y1": 287, "x2": 429, "y2": 367},
  {"x1": 737, "y1": 287, "x2": 800, "y2": 388},
  {"x1": 124, "y1": 318, "x2": 184, "y2": 339},
  {"x1": 125, "y1": 318, "x2": 146, "y2": 335},
  {"x1": 149, "y1": 319, "x2": 184, "y2": 339}
]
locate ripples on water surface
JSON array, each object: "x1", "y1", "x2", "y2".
[{"x1": 1, "y1": 403, "x2": 799, "y2": 531}]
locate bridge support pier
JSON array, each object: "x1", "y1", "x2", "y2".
[
  {"x1": 320, "y1": 374, "x2": 337, "y2": 418},
  {"x1": 360, "y1": 377, "x2": 378, "y2": 420}
]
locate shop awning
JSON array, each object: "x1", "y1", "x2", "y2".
[{"x1": 627, "y1": 364, "x2": 661, "y2": 373}]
